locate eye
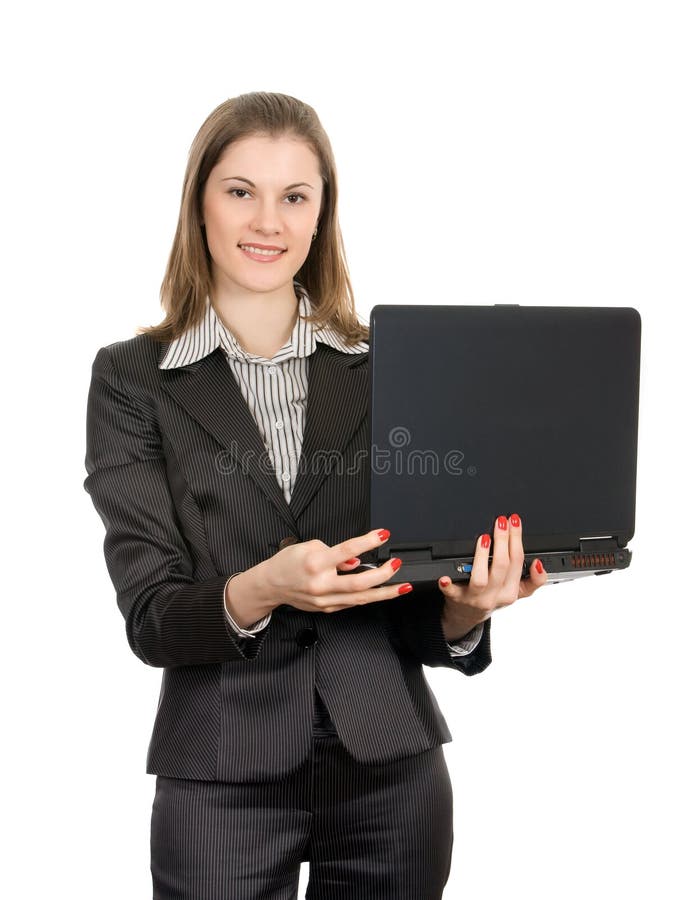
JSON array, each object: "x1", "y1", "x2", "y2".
[
  {"x1": 228, "y1": 188, "x2": 251, "y2": 199},
  {"x1": 285, "y1": 193, "x2": 307, "y2": 204}
]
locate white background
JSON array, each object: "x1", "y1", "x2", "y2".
[{"x1": 2, "y1": 1, "x2": 689, "y2": 897}]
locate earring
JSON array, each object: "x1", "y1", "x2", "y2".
[{"x1": 311, "y1": 227, "x2": 318, "y2": 242}]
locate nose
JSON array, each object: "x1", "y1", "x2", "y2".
[{"x1": 251, "y1": 198, "x2": 283, "y2": 234}]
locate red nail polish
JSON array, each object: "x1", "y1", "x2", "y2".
[
  {"x1": 398, "y1": 583, "x2": 413, "y2": 594},
  {"x1": 344, "y1": 558, "x2": 359, "y2": 565},
  {"x1": 536, "y1": 559, "x2": 544, "y2": 574},
  {"x1": 510, "y1": 514, "x2": 521, "y2": 528},
  {"x1": 481, "y1": 533, "x2": 491, "y2": 549},
  {"x1": 497, "y1": 516, "x2": 508, "y2": 531},
  {"x1": 391, "y1": 557, "x2": 402, "y2": 572},
  {"x1": 378, "y1": 529, "x2": 391, "y2": 542},
  {"x1": 440, "y1": 576, "x2": 451, "y2": 586}
]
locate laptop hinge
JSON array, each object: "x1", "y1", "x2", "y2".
[
  {"x1": 396, "y1": 548, "x2": 434, "y2": 562},
  {"x1": 578, "y1": 536, "x2": 617, "y2": 552}
]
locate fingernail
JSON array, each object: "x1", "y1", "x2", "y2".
[
  {"x1": 481, "y1": 533, "x2": 491, "y2": 549},
  {"x1": 497, "y1": 516, "x2": 508, "y2": 531},
  {"x1": 344, "y1": 558, "x2": 360, "y2": 565},
  {"x1": 391, "y1": 557, "x2": 402, "y2": 572},
  {"x1": 510, "y1": 513, "x2": 521, "y2": 528},
  {"x1": 536, "y1": 559, "x2": 544, "y2": 574},
  {"x1": 377, "y1": 529, "x2": 391, "y2": 542},
  {"x1": 398, "y1": 583, "x2": 413, "y2": 594},
  {"x1": 440, "y1": 576, "x2": 451, "y2": 587}
]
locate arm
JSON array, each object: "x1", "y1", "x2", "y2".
[
  {"x1": 83, "y1": 346, "x2": 269, "y2": 668},
  {"x1": 378, "y1": 586, "x2": 492, "y2": 675},
  {"x1": 223, "y1": 573, "x2": 272, "y2": 637},
  {"x1": 381, "y1": 513, "x2": 551, "y2": 670},
  {"x1": 221, "y1": 573, "x2": 475, "y2": 650}
]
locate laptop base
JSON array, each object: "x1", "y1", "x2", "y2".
[{"x1": 355, "y1": 548, "x2": 632, "y2": 587}]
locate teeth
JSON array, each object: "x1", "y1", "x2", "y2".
[{"x1": 240, "y1": 245, "x2": 284, "y2": 256}]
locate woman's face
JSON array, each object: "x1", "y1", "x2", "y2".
[{"x1": 202, "y1": 133, "x2": 323, "y2": 298}]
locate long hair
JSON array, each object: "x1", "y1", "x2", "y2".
[{"x1": 138, "y1": 92, "x2": 368, "y2": 346}]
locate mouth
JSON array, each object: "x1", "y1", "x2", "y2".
[{"x1": 238, "y1": 243, "x2": 286, "y2": 258}]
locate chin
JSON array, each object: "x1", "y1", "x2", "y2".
[{"x1": 236, "y1": 276, "x2": 297, "y2": 295}]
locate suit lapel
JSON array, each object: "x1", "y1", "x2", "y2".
[
  {"x1": 160, "y1": 345, "x2": 295, "y2": 529},
  {"x1": 159, "y1": 342, "x2": 368, "y2": 531}
]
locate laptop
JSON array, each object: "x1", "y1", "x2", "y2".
[{"x1": 361, "y1": 304, "x2": 641, "y2": 586}]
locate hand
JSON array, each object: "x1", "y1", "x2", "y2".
[
  {"x1": 438, "y1": 513, "x2": 548, "y2": 642},
  {"x1": 225, "y1": 528, "x2": 412, "y2": 625}
]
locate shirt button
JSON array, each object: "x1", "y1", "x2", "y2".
[
  {"x1": 275, "y1": 420, "x2": 284, "y2": 429},
  {"x1": 268, "y1": 366, "x2": 277, "y2": 375},
  {"x1": 295, "y1": 628, "x2": 318, "y2": 649},
  {"x1": 281, "y1": 472, "x2": 291, "y2": 482},
  {"x1": 278, "y1": 536, "x2": 299, "y2": 550}
]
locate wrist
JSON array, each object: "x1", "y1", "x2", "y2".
[
  {"x1": 441, "y1": 606, "x2": 485, "y2": 643},
  {"x1": 224, "y1": 567, "x2": 275, "y2": 629}
]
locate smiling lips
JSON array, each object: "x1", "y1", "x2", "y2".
[{"x1": 239, "y1": 243, "x2": 286, "y2": 262}]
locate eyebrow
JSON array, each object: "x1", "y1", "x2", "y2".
[{"x1": 220, "y1": 176, "x2": 315, "y2": 190}]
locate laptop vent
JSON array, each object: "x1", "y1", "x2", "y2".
[{"x1": 572, "y1": 552, "x2": 617, "y2": 569}]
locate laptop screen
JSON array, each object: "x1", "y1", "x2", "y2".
[{"x1": 368, "y1": 305, "x2": 640, "y2": 555}]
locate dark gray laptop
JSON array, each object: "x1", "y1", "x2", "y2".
[{"x1": 362, "y1": 304, "x2": 641, "y2": 586}]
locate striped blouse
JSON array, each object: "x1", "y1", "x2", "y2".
[{"x1": 159, "y1": 282, "x2": 481, "y2": 657}]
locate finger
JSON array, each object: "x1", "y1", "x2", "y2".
[
  {"x1": 437, "y1": 575, "x2": 466, "y2": 605},
  {"x1": 331, "y1": 556, "x2": 403, "y2": 594},
  {"x1": 335, "y1": 556, "x2": 361, "y2": 572},
  {"x1": 328, "y1": 527, "x2": 391, "y2": 569},
  {"x1": 518, "y1": 558, "x2": 549, "y2": 598},
  {"x1": 505, "y1": 512, "x2": 525, "y2": 586},
  {"x1": 437, "y1": 531, "x2": 491, "y2": 603},
  {"x1": 487, "y1": 515, "x2": 510, "y2": 586},
  {"x1": 437, "y1": 575, "x2": 457, "y2": 600},
  {"x1": 467, "y1": 531, "x2": 491, "y2": 592},
  {"x1": 312, "y1": 579, "x2": 414, "y2": 610}
]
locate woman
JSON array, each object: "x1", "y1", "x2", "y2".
[{"x1": 84, "y1": 92, "x2": 548, "y2": 899}]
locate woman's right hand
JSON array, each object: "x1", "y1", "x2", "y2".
[{"x1": 224, "y1": 528, "x2": 413, "y2": 626}]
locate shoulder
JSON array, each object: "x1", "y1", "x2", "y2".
[
  {"x1": 95, "y1": 332, "x2": 165, "y2": 370},
  {"x1": 90, "y1": 333, "x2": 169, "y2": 402}
]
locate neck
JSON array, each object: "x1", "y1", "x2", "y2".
[{"x1": 211, "y1": 282, "x2": 299, "y2": 359}]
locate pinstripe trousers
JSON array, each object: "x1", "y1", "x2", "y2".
[{"x1": 150, "y1": 692, "x2": 454, "y2": 899}]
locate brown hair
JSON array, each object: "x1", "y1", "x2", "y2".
[{"x1": 137, "y1": 92, "x2": 368, "y2": 346}]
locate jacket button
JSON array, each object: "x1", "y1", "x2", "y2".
[
  {"x1": 295, "y1": 628, "x2": 318, "y2": 648},
  {"x1": 278, "y1": 536, "x2": 299, "y2": 550}
]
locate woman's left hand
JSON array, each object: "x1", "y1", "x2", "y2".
[{"x1": 438, "y1": 513, "x2": 549, "y2": 642}]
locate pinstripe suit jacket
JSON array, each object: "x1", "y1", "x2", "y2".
[{"x1": 84, "y1": 333, "x2": 492, "y2": 782}]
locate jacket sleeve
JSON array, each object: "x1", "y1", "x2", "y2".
[
  {"x1": 83, "y1": 345, "x2": 264, "y2": 668},
  {"x1": 378, "y1": 586, "x2": 492, "y2": 676}
]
